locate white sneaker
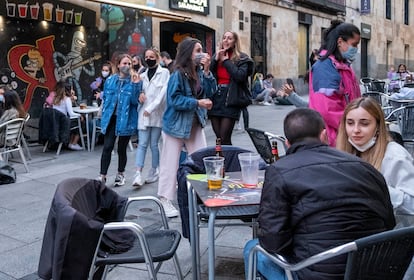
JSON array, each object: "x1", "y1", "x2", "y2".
[
  {"x1": 132, "y1": 171, "x2": 145, "y2": 187},
  {"x1": 235, "y1": 122, "x2": 242, "y2": 130},
  {"x1": 160, "y1": 197, "x2": 179, "y2": 218},
  {"x1": 263, "y1": 102, "x2": 272, "y2": 106},
  {"x1": 145, "y1": 168, "x2": 159, "y2": 183},
  {"x1": 96, "y1": 175, "x2": 106, "y2": 184},
  {"x1": 114, "y1": 173, "x2": 125, "y2": 187},
  {"x1": 69, "y1": 143, "x2": 83, "y2": 151}
]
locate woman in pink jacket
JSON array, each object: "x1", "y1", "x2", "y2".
[{"x1": 309, "y1": 20, "x2": 361, "y2": 146}]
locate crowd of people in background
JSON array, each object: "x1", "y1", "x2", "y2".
[{"x1": 6, "y1": 21, "x2": 410, "y2": 279}]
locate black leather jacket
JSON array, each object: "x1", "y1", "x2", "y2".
[{"x1": 258, "y1": 140, "x2": 395, "y2": 280}]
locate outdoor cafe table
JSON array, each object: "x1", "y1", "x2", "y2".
[
  {"x1": 187, "y1": 171, "x2": 265, "y2": 280},
  {"x1": 73, "y1": 106, "x2": 99, "y2": 151}
]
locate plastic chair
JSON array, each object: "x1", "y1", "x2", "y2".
[
  {"x1": 245, "y1": 128, "x2": 288, "y2": 164},
  {"x1": 0, "y1": 118, "x2": 29, "y2": 172},
  {"x1": 247, "y1": 226, "x2": 414, "y2": 280},
  {"x1": 38, "y1": 178, "x2": 183, "y2": 280}
]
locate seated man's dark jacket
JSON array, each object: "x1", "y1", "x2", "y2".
[{"x1": 258, "y1": 140, "x2": 396, "y2": 280}]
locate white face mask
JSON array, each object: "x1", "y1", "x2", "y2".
[
  {"x1": 101, "y1": 71, "x2": 110, "y2": 78},
  {"x1": 348, "y1": 136, "x2": 376, "y2": 152}
]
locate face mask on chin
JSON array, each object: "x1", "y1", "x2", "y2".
[
  {"x1": 348, "y1": 136, "x2": 377, "y2": 152},
  {"x1": 341, "y1": 46, "x2": 358, "y2": 62}
]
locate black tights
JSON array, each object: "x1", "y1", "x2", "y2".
[
  {"x1": 210, "y1": 116, "x2": 236, "y2": 145},
  {"x1": 100, "y1": 116, "x2": 131, "y2": 175}
]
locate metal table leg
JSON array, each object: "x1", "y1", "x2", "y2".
[
  {"x1": 188, "y1": 182, "x2": 200, "y2": 280},
  {"x1": 208, "y1": 209, "x2": 218, "y2": 280}
]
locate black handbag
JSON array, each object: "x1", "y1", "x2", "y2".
[
  {"x1": 225, "y1": 82, "x2": 252, "y2": 108},
  {"x1": 0, "y1": 160, "x2": 16, "y2": 185}
]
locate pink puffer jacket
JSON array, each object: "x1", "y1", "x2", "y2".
[{"x1": 309, "y1": 54, "x2": 360, "y2": 146}]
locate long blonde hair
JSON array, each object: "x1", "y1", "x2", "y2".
[
  {"x1": 223, "y1": 31, "x2": 242, "y2": 61},
  {"x1": 336, "y1": 97, "x2": 391, "y2": 170}
]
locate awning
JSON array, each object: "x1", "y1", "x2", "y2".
[{"x1": 88, "y1": 0, "x2": 192, "y2": 21}]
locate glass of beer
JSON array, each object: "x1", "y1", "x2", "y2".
[{"x1": 203, "y1": 156, "x2": 224, "y2": 190}]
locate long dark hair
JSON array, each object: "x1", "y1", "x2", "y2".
[
  {"x1": 3, "y1": 90, "x2": 26, "y2": 118},
  {"x1": 320, "y1": 20, "x2": 360, "y2": 62},
  {"x1": 174, "y1": 37, "x2": 200, "y2": 81}
]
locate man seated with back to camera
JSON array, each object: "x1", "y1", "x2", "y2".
[{"x1": 244, "y1": 108, "x2": 395, "y2": 280}]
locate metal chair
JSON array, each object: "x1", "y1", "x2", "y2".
[
  {"x1": 39, "y1": 108, "x2": 85, "y2": 155},
  {"x1": 20, "y1": 113, "x2": 32, "y2": 160},
  {"x1": 38, "y1": 178, "x2": 183, "y2": 280},
  {"x1": 370, "y1": 80, "x2": 386, "y2": 93},
  {"x1": 385, "y1": 104, "x2": 414, "y2": 145},
  {"x1": 91, "y1": 116, "x2": 134, "y2": 152},
  {"x1": 0, "y1": 118, "x2": 29, "y2": 172},
  {"x1": 245, "y1": 128, "x2": 288, "y2": 164},
  {"x1": 359, "y1": 77, "x2": 375, "y2": 92},
  {"x1": 362, "y1": 91, "x2": 384, "y2": 106},
  {"x1": 247, "y1": 226, "x2": 414, "y2": 280}
]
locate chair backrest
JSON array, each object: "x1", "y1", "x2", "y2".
[
  {"x1": 38, "y1": 178, "x2": 127, "y2": 280},
  {"x1": 246, "y1": 128, "x2": 287, "y2": 164},
  {"x1": 362, "y1": 92, "x2": 383, "y2": 106},
  {"x1": 345, "y1": 226, "x2": 414, "y2": 280},
  {"x1": 398, "y1": 104, "x2": 414, "y2": 141},
  {"x1": 370, "y1": 81, "x2": 386, "y2": 93},
  {"x1": 0, "y1": 118, "x2": 25, "y2": 148}
]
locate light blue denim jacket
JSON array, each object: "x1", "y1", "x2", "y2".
[
  {"x1": 162, "y1": 69, "x2": 216, "y2": 139},
  {"x1": 101, "y1": 74, "x2": 142, "y2": 136}
]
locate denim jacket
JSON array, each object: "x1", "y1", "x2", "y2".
[
  {"x1": 162, "y1": 69, "x2": 217, "y2": 139},
  {"x1": 101, "y1": 74, "x2": 142, "y2": 136}
]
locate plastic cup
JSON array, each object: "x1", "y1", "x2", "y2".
[
  {"x1": 203, "y1": 156, "x2": 224, "y2": 190},
  {"x1": 238, "y1": 153, "x2": 260, "y2": 188}
]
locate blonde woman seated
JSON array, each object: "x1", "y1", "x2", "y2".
[{"x1": 336, "y1": 97, "x2": 414, "y2": 214}]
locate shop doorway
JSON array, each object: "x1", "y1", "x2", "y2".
[{"x1": 160, "y1": 21, "x2": 215, "y2": 59}]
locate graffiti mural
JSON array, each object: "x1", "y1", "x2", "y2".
[
  {"x1": 0, "y1": 1, "x2": 100, "y2": 120},
  {"x1": 0, "y1": 0, "x2": 152, "y2": 127},
  {"x1": 101, "y1": 4, "x2": 152, "y2": 60}
]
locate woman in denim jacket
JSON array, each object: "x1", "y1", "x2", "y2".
[
  {"x1": 157, "y1": 37, "x2": 216, "y2": 217},
  {"x1": 97, "y1": 53, "x2": 142, "y2": 186}
]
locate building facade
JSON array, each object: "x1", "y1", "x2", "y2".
[{"x1": 0, "y1": 0, "x2": 412, "y2": 123}]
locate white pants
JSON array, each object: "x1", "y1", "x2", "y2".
[{"x1": 157, "y1": 124, "x2": 207, "y2": 201}]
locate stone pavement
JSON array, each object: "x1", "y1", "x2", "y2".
[{"x1": 0, "y1": 102, "x2": 297, "y2": 280}]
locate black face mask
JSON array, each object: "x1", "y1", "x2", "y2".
[
  {"x1": 133, "y1": 64, "x2": 140, "y2": 71},
  {"x1": 145, "y1": 59, "x2": 157, "y2": 68}
]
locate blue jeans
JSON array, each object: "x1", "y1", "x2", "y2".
[
  {"x1": 243, "y1": 239, "x2": 290, "y2": 280},
  {"x1": 135, "y1": 127, "x2": 161, "y2": 169}
]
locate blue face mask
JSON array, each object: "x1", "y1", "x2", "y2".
[
  {"x1": 0, "y1": 95, "x2": 4, "y2": 103},
  {"x1": 342, "y1": 46, "x2": 358, "y2": 62}
]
